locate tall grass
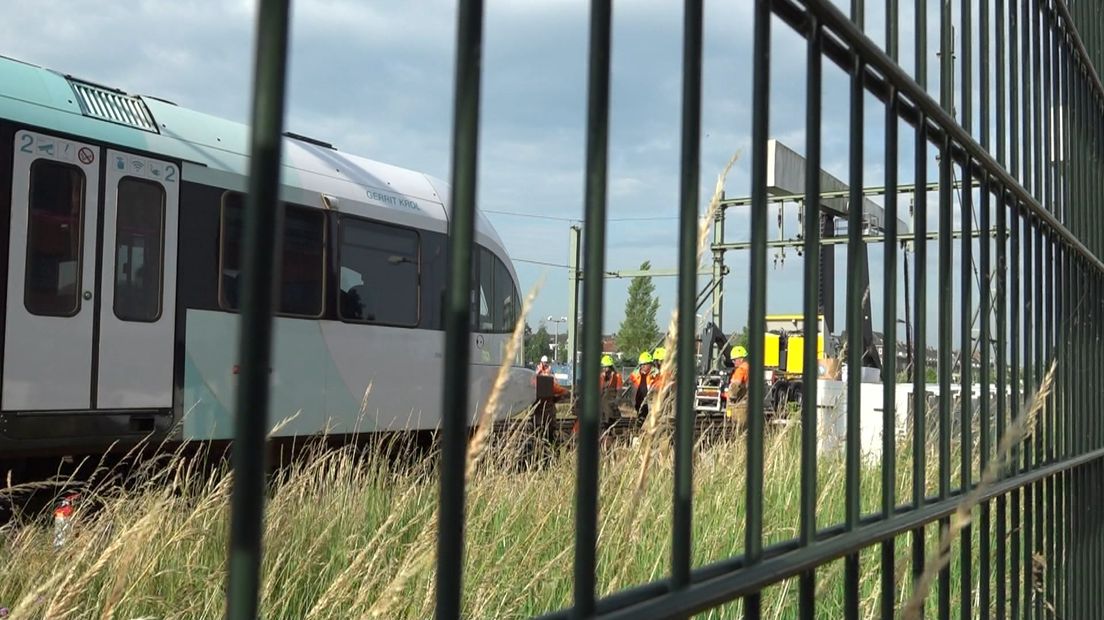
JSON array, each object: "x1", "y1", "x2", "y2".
[{"x1": 0, "y1": 412, "x2": 1044, "y2": 619}]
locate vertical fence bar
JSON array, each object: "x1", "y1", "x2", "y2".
[
  {"x1": 1022, "y1": 211, "x2": 1033, "y2": 619},
  {"x1": 978, "y1": 4, "x2": 993, "y2": 613},
  {"x1": 1059, "y1": 21, "x2": 1072, "y2": 614},
  {"x1": 1074, "y1": 258, "x2": 1082, "y2": 615},
  {"x1": 1033, "y1": 226, "x2": 1044, "y2": 620},
  {"x1": 1069, "y1": 34, "x2": 1078, "y2": 241},
  {"x1": 911, "y1": 147, "x2": 928, "y2": 606},
  {"x1": 978, "y1": 173, "x2": 992, "y2": 619},
  {"x1": 1039, "y1": 13, "x2": 1053, "y2": 613},
  {"x1": 1009, "y1": 202, "x2": 1021, "y2": 620},
  {"x1": 1033, "y1": 0, "x2": 1043, "y2": 203},
  {"x1": 1079, "y1": 55, "x2": 1089, "y2": 252},
  {"x1": 937, "y1": 8, "x2": 953, "y2": 617},
  {"x1": 1080, "y1": 261, "x2": 1089, "y2": 613},
  {"x1": 958, "y1": 156, "x2": 973, "y2": 620},
  {"x1": 745, "y1": 0, "x2": 771, "y2": 616},
  {"x1": 799, "y1": 15, "x2": 822, "y2": 620},
  {"x1": 1045, "y1": 242, "x2": 1055, "y2": 617},
  {"x1": 911, "y1": 0, "x2": 929, "y2": 603},
  {"x1": 1081, "y1": 263, "x2": 1089, "y2": 614},
  {"x1": 958, "y1": 12, "x2": 975, "y2": 618},
  {"x1": 1012, "y1": 0, "x2": 1021, "y2": 181},
  {"x1": 671, "y1": 0, "x2": 702, "y2": 591},
  {"x1": 844, "y1": 6, "x2": 864, "y2": 617},
  {"x1": 963, "y1": 0, "x2": 974, "y2": 129},
  {"x1": 436, "y1": 1, "x2": 484, "y2": 617},
  {"x1": 880, "y1": 1, "x2": 899, "y2": 617},
  {"x1": 995, "y1": 6, "x2": 1008, "y2": 614},
  {"x1": 573, "y1": 1, "x2": 612, "y2": 616},
  {"x1": 1055, "y1": 246, "x2": 1064, "y2": 613},
  {"x1": 225, "y1": 1, "x2": 291, "y2": 618},
  {"x1": 1043, "y1": 40, "x2": 1054, "y2": 608},
  {"x1": 1023, "y1": 0, "x2": 1033, "y2": 193},
  {"x1": 936, "y1": 133, "x2": 952, "y2": 620},
  {"x1": 996, "y1": 187, "x2": 1009, "y2": 620},
  {"x1": 1044, "y1": 3, "x2": 1053, "y2": 219},
  {"x1": 1009, "y1": 4, "x2": 1023, "y2": 615},
  {"x1": 1074, "y1": 455, "x2": 1083, "y2": 615}
]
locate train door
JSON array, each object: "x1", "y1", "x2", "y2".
[
  {"x1": 3, "y1": 130, "x2": 179, "y2": 411},
  {"x1": 4, "y1": 130, "x2": 101, "y2": 410},
  {"x1": 96, "y1": 149, "x2": 178, "y2": 409}
]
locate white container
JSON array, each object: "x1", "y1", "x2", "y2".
[{"x1": 814, "y1": 378, "x2": 909, "y2": 462}]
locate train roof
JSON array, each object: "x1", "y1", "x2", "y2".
[{"x1": 0, "y1": 54, "x2": 509, "y2": 255}]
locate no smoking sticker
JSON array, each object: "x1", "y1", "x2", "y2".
[{"x1": 77, "y1": 147, "x2": 94, "y2": 165}]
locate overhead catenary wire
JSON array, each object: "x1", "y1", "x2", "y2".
[{"x1": 482, "y1": 208, "x2": 685, "y2": 223}]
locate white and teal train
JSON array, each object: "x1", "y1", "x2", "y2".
[{"x1": 0, "y1": 54, "x2": 536, "y2": 461}]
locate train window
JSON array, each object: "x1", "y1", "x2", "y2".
[
  {"x1": 338, "y1": 217, "x2": 419, "y2": 326},
  {"x1": 477, "y1": 248, "x2": 494, "y2": 332},
  {"x1": 113, "y1": 178, "x2": 165, "y2": 322},
  {"x1": 219, "y1": 194, "x2": 325, "y2": 317},
  {"x1": 24, "y1": 160, "x2": 85, "y2": 317},
  {"x1": 218, "y1": 197, "x2": 243, "y2": 310},
  {"x1": 493, "y1": 256, "x2": 517, "y2": 333},
  {"x1": 279, "y1": 208, "x2": 325, "y2": 316}
]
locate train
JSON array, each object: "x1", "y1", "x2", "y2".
[{"x1": 0, "y1": 53, "x2": 537, "y2": 469}]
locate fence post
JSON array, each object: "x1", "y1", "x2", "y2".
[{"x1": 225, "y1": 0, "x2": 292, "y2": 618}]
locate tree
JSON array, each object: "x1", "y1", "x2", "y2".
[
  {"x1": 615, "y1": 261, "x2": 661, "y2": 362},
  {"x1": 732, "y1": 325, "x2": 750, "y2": 348},
  {"x1": 525, "y1": 324, "x2": 552, "y2": 365}
]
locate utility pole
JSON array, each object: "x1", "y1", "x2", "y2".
[{"x1": 566, "y1": 225, "x2": 581, "y2": 381}]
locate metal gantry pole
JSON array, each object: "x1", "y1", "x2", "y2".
[{"x1": 225, "y1": 1, "x2": 291, "y2": 618}]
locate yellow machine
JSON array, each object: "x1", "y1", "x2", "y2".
[{"x1": 762, "y1": 314, "x2": 832, "y2": 377}]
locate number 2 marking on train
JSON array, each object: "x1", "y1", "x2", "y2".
[
  {"x1": 19, "y1": 134, "x2": 32, "y2": 153},
  {"x1": 164, "y1": 166, "x2": 176, "y2": 182}
]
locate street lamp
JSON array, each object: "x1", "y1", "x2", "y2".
[{"x1": 547, "y1": 316, "x2": 567, "y2": 363}]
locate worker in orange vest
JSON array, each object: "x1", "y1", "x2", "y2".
[
  {"x1": 536, "y1": 355, "x2": 553, "y2": 376},
  {"x1": 630, "y1": 351, "x2": 655, "y2": 424},
  {"x1": 651, "y1": 346, "x2": 668, "y2": 394},
  {"x1": 573, "y1": 355, "x2": 623, "y2": 435},
  {"x1": 533, "y1": 355, "x2": 568, "y2": 401},
  {"x1": 727, "y1": 345, "x2": 750, "y2": 403},
  {"x1": 599, "y1": 354, "x2": 623, "y2": 394}
]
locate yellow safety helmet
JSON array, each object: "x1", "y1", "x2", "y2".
[
  {"x1": 652, "y1": 346, "x2": 667, "y2": 361},
  {"x1": 601, "y1": 354, "x2": 615, "y2": 368},
  {"x1": 638, "y1": 351, "x2": 654, "y2": 365},
  {"x1": 730, "y1": 345, "x2": 748, "y2": 359}
]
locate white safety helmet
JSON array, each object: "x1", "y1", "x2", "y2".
[{"x1": 540, "y1": 355, "x2": 549, "y2": 363}]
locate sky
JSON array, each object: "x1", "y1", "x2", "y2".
[{"x1": 1, "y1": 0, "x2": 1028, "y2": 349}]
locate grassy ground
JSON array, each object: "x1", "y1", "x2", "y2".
[{"x1": 0, "y1": 417, "x2": 1029, "y2": 620}]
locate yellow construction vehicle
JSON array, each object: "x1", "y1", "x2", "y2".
[{"x1": 693, "y1": 314, "x2": 844, "y2": 417}]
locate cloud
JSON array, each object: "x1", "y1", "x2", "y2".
[{"x1": 1, "y1": 0, "x2": 987, "y2": 341}]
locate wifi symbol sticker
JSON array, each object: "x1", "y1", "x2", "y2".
[{"x1": 131, "y1": 159, "x2": 145, "y2": 173}]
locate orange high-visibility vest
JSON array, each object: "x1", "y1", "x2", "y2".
[
  {"x1": 730, "y1": 361, "x2": 750, "y2": 390},
  {"x1": 599, "y1": 369, "x2": 623, "y2": 392}
]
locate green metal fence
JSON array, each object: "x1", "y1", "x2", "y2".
[{"x1": 225, "y1": 0, "x2": 1104, "y2": 617}]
